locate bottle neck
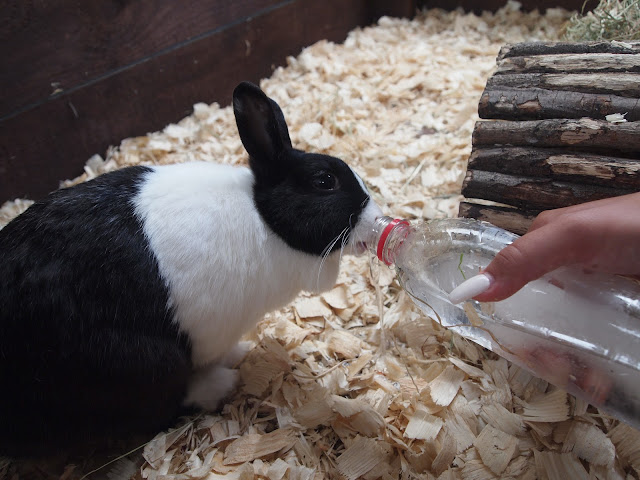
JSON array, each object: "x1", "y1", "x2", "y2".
[{"x1": 369, "y1": 216, "x2": 412, "y2": 266}]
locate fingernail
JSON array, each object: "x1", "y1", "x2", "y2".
[{"x1": 448, "y1": 273, "x2": 493, "y2": 304}]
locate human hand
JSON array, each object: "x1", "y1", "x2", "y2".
[{"x1": 449, "y1": 192, "x2": 640, "y2": 303}]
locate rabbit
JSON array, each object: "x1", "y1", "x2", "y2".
[{"x1": 0, "y1": 81, "x2": 383, "y2": 456}]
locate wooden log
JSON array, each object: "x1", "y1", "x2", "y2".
[
  {"x1": 485, "y1": 73, "x2": 640, "y2": 98},
  {"x1": 497, "y1": 41, "x2": 640, "y2": 60},
  {"x1": 457, "y1": 202, "x2": 538, "y2": 235},
  {"x1": 478, "y1": 86, "x2": 640, "y2": 121},
  {"x1": 461, "y1": 41, "x2": 640, "y2": 232},
  {"x1": 461, "y1": 169, "x2": 628, "y2": 210},
  {"x1": 495, "y1": 53, "x2": 640, "y2": 75},
  {"x1": 468, "y1": 147, "x2": 640, "y2": 189},
  {"x1": 472, "y1": 119, "x2": 640, "y2": 155}
]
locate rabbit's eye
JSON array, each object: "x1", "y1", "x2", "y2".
[{"x1": 312, "y1": 172, "x2": 340, "y2": 191}]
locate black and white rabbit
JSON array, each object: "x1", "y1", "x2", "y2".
[{"x1": 0, "y1": 82, "x2": 382, "y2": 455}]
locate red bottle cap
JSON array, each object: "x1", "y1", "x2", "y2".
[{"x1": 377, "y1": 218, "x2": 410, "y2": 266}]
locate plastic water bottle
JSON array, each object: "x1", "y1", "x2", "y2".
[{"x1": 368, "y1": 216, "x2": 640, "y2": 428}]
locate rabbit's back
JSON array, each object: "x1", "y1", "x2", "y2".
[
  {"x1": 0, "y1": 166, "x2": 192, "y2": 454},
  {"x1": 0, "y1": 166, "x2": 182, "y2": 349}
]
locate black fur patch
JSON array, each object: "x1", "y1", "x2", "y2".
[
  {"x1": 233, "y1": 82, "x2": 370, "y2": 257},
  {"x1": 253, "y1": 150, "x2": 369, "y2": 256},
  {"x1": 0, "y1": 166, "x2": 192, "y2": 455}
]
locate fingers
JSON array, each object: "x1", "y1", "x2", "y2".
[
  {"x1": 472, "y1": 194, "x2": 640, "y2": 302},
  {"x1": 473, "y1": 218, "x2": 591, "y2": 302},
  {"x1": 449, "y1": 192, "x2": 640, "y2": 304},
  {"x1": 448, "y1": 273, "x2": 492, "y2": 304},
  {"x1": 445, "y1": 190, "x2": 639, "y2": 305}
]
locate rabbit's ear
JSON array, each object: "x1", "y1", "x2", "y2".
[{"x1": 233, "y1": 82, "x2": 292, "y2": 182}]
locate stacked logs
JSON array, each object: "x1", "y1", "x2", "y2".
[{"x1": 459, "y1": 42, "x2": 640, "y2": 234}]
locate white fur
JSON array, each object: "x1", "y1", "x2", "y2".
[
  {"x1": 352, "y1": 170, "x2": 368, "y2": 196},
  {"x1": 134, "y1": 162, "x2": 342, "y2": 368},
  {"x1": 183, "y1": 340, "x2": 253, "y2": 408},
  {"x1": 183, "y1": 363, "x2": 239, "y2": 410},
  {"x1": 348, "y1": 168, "x2": 383, "y2": 253}
]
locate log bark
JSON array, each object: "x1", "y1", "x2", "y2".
[
  {"x1": 497, "y1": 41, "x2": 640, "y2": 60},
  {"x1": 459, "y1": 42, "x2": 640, "y2": 233},
  {"x1": 478, "y1": 86, "x2": 640, "y2": 121},
  {"x1": 468, "y1": 147, "x2": 640, "y2": 189},
  {"x1": 457, "y1": 202, "x2": 537, "y2": 235},
  {"x1": 496, "y1": 53, "x2": 640, "y2": 75},
  {"x1": 485, "y1": 73, "x2": 640, "y2": 97},
  {"x1": 461, "y1": 169, "x2": 628, "y2": 210},
  {"x1": 472, "y1": 118, "x2": 640, "y2": 155}
]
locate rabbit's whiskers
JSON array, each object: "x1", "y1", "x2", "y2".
[{"x1": 316, "y1": 226, "x2": 350, "y2": 291}]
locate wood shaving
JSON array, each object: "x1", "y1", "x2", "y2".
[
  {"x1": 481, "y1": 403, "x2": 526, "y2": 437},
  {"x1": 0, "y1": 198, "x2": 33, "y2": 227},
  {"x1": 518, "y1": 388, "x2": 570, "y2": 423},
  {"x1": 223, "y1": 429, "x2": 298, "y2": 465},
  {"x1": 427, "y1": 365, "x2": 466, "y2": 407},
  {"x1": 473, "y1": 424, "x2": 519, "y2": 475},
  {"x1": 533, "y1": 450, "x2": 591, "y2": 479},
  {"x1": 336, "y1": 436, "x2": 390, "y2": 480},
  {"x1": 404, "y1": 407, "x2": 443, "y2": 441},
  {"x1": 3, "y1": 3, "x2": 638, "y2": 479}
]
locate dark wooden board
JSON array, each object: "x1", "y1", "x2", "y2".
[
  {"x1": 2, "y1": 0, "x2": 418, "y2": 121},
  {"x1": 1, "y1": 0, "x2": 284, "y2": 119},
  {"x1": 0, "y1": 0, "x2": 416, "y2": 202}
]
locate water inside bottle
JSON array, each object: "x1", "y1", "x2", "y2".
[{"x1": 393, "y1": 224, "x2": 640, "y2": 427}]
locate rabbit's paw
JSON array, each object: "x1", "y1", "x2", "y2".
[
  {"x1": 220, "y1": 341, "x2": 253, "y2": 368},
  {"x1": 183, "y1": 364, "x2": 239, "y2": 411}
]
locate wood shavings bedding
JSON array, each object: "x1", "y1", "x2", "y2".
[{"x1": 3, "y1": 3, "x2": 638, "y2": 479}]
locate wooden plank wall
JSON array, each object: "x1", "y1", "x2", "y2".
[
  {"x1": 0, "y1": 0, "x2": 415, "y2": 202},
  {"x1": 1, "y1": 0, "x2": 591, "y2": 203}
]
